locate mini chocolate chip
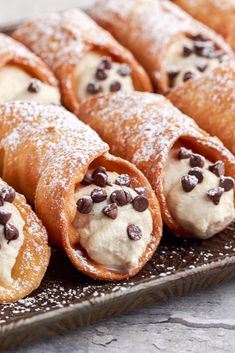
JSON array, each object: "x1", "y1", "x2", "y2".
[
  {"x1": 207, "y1": 187, "x2": 224, "y2": 205},
  {"x1": 99, "y1": 56, "x2": 112, "y2": 70},
  {"x1": 181, "y1": 174, "x2": 198, "y2": 192},
  {"x1": 127, "y1": 224, "x2": 142, "y2": 241},
  {"x1": 219, "y1": 176, "x2": 234, "y2": 192},
  {"x1": 103, "y1": 203, "x2": 118, "y2": 219},
  {"x1": 91, "y1": 188, "x2": 107, "y2": 203},
  {"x1": 183, "y1": 71, "x2": 194, "y2": 82},
  {"x1": 117, "y1": 63, "x2": 132, "y2": 77},
  {"x1": 0, "y1": 194, "x2": 4, "y2": 207},
  {"x1": 95, "y1": 68, "x2": 108, "y2": 81},
  {"x1": 81, "y1": 171, "x2": 93, "y2": 185},
  {"x1": 190, "y1": 154, "x2": 205, "y2": 168},
  {"x1": 110, "y1": 81, "x2": 121, "y2": 92},
  {"x1": 132, "y1": 195, "x2": 149, "y2": 212},
  {"x1": 4, "y1": 223, "x2": 19, "y2": 242},
  {"x1": 86, "y1": 81, "x2": 102, "y2": 95},
  {"x1": 76, "y1": 196, "x2": 93, "y2": 214},
  {"x1": 0, "y1": 187, "x2": 16, "y2": 203},
  {"x1": 194, "y1": 41, "x2": 214, "y2": 57},
  {"x1": 208, "y1": 161, "x2": 224, "y2": 177},
  {"x1": 193, "y1": 34, "x2": 207, "y2": 42},
  {"x1": 0, "y1": 209, "x2": 11, "y2": 225},
  {"x1": 182, "y1": 46, "x2": 193, "y2": 57},
  {"x1": 110, "y1": 189, "x2": 132, "y2": 206},
  {"x1": 178, "y1": 147, "x2": 192, "y2": 160},
  {"x1": 134, "y1": 187, "x2": 148, "y2": 198},
  {"x1": 168, "y1": 69, "x2": 179, "y2": 85},
  {"x1": 196, "y1": 63, "x2": 208, "y2": 72},
  {"x1": 115, "y1": 174, "x2": 131, "y2": 187},
  {"x1": 93, "y1": 172, "x2": 108, "y2": 187},
  {"x1": 92, "y1": 166, "x2": 107, "y2": 178},
  {"x1": 188, "y1": 167, "x2": 204, "y2": 183},
  {"x1": 28, "y1": 79, "x2": 41, "y2": 93}
]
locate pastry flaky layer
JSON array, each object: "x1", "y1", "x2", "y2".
[
  {"x1": 0, "y1": 33, "x2": 58, "y2": 88},
  {"x1": 88, "y1": 0, "x2": 234, "y2": 93},
  {"x1": 0, "y1": 178, "x2": 50, "y2": 303},
  {"x1": 168, "y1": 61, "x2": 235, "y2": 156},
  {"x1": 0, "y1": 101, "x2": 162, "y2": 281},
  {"x1": 79, "y1": 92, "x2": 235, "y2": 238},
  {"x1": 172, "y1": 0, "x2": 235, "y2": 51},
  {"x1": 13, "y1": 8, "x2": 152, "y2": 114}
]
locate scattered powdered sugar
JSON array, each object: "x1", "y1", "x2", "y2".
[{"x1": 1, "y1": 220, "x2": 235, "y2": 325}]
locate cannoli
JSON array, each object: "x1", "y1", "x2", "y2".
[
  {"x1": 88, "y1": 0, "x2": 234, "y2": 93},
  {"x1": 13, "y1": 9, "x2": 152, "y2": 114},
  {"x1": 0, "y1": 178, "x2": 50, "y2": 303},
  {"x1": 0, "y1": 101, "x2": 161, "y2": 280},
  {"x1": 79, "y1": 92, "x2": 235, "y2": 239},
  {"x1": 168, "y1": 61, "x2": 235, "y2": 156},
  {"x1": 0, "y1": 33, "x2": 60, "y2": 104},
  {"x1": 171, "y1": 0, "x2": 235, "y2": 51}
]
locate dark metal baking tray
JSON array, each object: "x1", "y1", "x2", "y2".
[{"x1": 1, "y1": 17, "x2": 235, "y2": 352}]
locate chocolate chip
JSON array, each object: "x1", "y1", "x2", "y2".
[
  {"x1": 168, "y1": 69, "x2": 179, "y2": 81},
  {"x1": 86, "y1": 81, "x2": 102, "y2": 95},
  {"x1": 110, "y1": 81, "x2": 121, "y2": 92},
  {"x1": 27, "y1": 79, "x2": 41, "y2": 93},
  {"x1": 178, "y1": 147, "x2": 192, "y2": 160},
  {"x1": 132, "y1": 195, "x2": 149, "y2": 212},
  {"x1": 0, "y1": 209, "x2": 11, "y2": 225},
  {"x1": 102, "y1": 203, "x2": 118, "y2": 219},
  {"x1": 134, "y1": 187, "x2": 148, "y2": 198},
  {"x1": 193, "y1": 34, "x2": 207, "y2": 42},
  {"x1": 117, "y1": 64, "x2": 132, "y2": 77},
  {"x1": 190, "y1": 154, "x2": 205, "y2": 168},
  {"x1": 183, "y1": 71, "x2": 194, "y2": 82},
  {"x1": 76, "y1": 196, "x2": 93, "y2": 214},
  {"x1": 110, "y1": 189, "x2": 132, "y2": 206},
  {"x1": 91, "y1": 188, "x2": 107, "y2": 203},
  {"x1": 188, "y1": 167, "x2": 204, "y2": 183},
  {"x1": 0, "y1": 194, "x2": 4, "y2": 207},
  {"x1": 93, "y1": 172, "x2": 108, "y2": 187},
  {"x1": 182, "y1": 46, "x2": 193, "y2": 57},
  {"x1": 219, "y1": 176, "x2": 234, "y2": 192},
  {"x1": 4, "y1": 223, "x2": 19, "y2": 242},
  {"x1": 181, "y1": 174, "x2": 198, "y2": 192},
  {"x1": 194, "y1": 41, "x2": 214, "y2": 58},
  {"x1": 127, "y1": 224, "x2": 142, "y2": 241},
  {"x1": 0, "y1": 187, "x2": 16, "y2": 203},
  {"x1": 207, "y1": 187, "x2": 224, "y2": 205},
  {"x1": 196, "y1": 63, "x2": 208, "y2": 72},
  {"x1": 92, "y1": 166, "x2": 107, "y2": 178},
  {"x1": 81, "y1": 171, "x2": 93, "y2": 185},
  {"x1": 115, "y1": 174, "x2": 131, "y2": 187},
  {"x1": 99, "y1": 56, "x2": 112, "y2": 70},
  {"x1": 95, "y1": 68, "x2": 108, "y2": 81},
  {"x1": 208, "y1": 161, "x2": 225, "y2": 177}
]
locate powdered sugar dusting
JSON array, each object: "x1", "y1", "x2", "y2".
[{"x1": 1, "y1": 222, "x2": 235, "y2": 325}]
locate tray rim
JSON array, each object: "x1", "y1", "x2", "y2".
[{"x1": 1, "y1": 254, "x2": 235, "y2": 337}]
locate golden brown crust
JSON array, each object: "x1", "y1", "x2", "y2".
[
  {"x1": 79, "y1": 92, "x2": 235, "y2": 237},
  {"x1": 172, "y1": 0, "x2": 235, "y2": 51},
  {"x1": 0, "y1": 33, "x2": 58, "y2": 87},
  {"x1": 0, "y1": 101, "x2": 162, "y2": 281},
  {"x1": 0, "y1": 179, "x2": 50, "y2": 303},
  {"x1": 88, "y1": 0, "x2": 234, "y2": 93},
  {"x1": 168, "y1": 61, "x2": 235, "y2": 156},
  {"x1": 13, "y1": 9, "x2": 153, "y2": 115}
]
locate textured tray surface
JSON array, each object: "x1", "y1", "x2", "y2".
[{"x1": 1, "y1": 223, "x2": 235, "y2": 346}]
